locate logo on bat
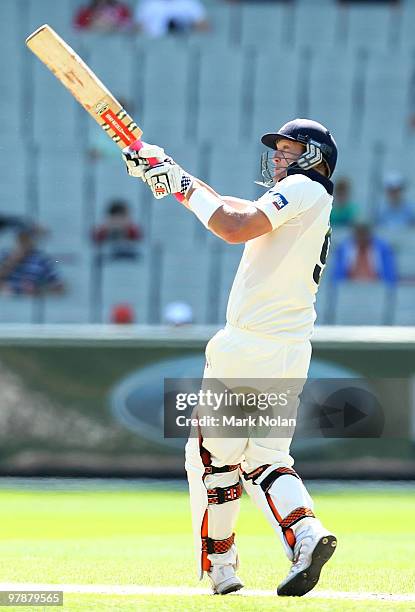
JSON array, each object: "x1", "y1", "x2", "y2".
[{"x1": 95, "y1": 101, "x2": 109, "y2": 115}]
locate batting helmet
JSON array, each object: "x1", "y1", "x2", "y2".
[{"x1": 261, "y1": 118, "x2": 338, "y2": 178}]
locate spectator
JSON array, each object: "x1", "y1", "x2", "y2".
[
  {"x1": 0, "y1": 227, "x2": 64, "y2": 296},
  {"x1": 135, "y1": 0, "x2": 209, "y2": 38},
  {"x1": 0, "y1": 215, "x2": 32, "y2": 234},
  {"x1": 330, "y1": 177, "x2": 358, "y2": 227},
  {"x1": 92, "y1": 200, "x2": 143, "y2": 259},
  {"x1": 74, "y1": 0, "x2": 133, "y2": 32},
  {"x1": 332, "y1": 223, "x2": 397, "y2": 285},
  {"x1": 163, "y1": 301, "x2": 194, "y2": 325},
  {"x1": 376, "y1": 172, "x2": 415, "y2": 228}
]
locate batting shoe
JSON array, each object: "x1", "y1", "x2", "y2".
[
  {"x1": 208, "y1": 564, "x2": 244, "y2": 595},
  {"x1": 277, "y1": 519, "x2": 337, "y2": 597}
]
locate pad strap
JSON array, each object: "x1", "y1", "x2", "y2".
[
  {"x1": 259, "y1": 467, "x2": 300, "y2": 493},
  {"x1": 207, "y1": 483, "x2": 242, "y2": 505},
  {"x1": 280, "y1": 507, "x2": 315, "y2": 531},
  {"x1": 242, "y1": 464, "x2": 270, "y2": 483},
  {"x1": 202, "y1": 533, "x2": 235, "y2": 555},
  {"x1": 204, "y1": 464, "x2": 240, "y2": 476}
]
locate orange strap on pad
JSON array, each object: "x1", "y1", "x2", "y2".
[{"x1": 202, "y1": 533, "x2": 235, "y2": 555}]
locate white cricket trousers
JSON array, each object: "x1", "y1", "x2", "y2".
[{"x1": 185, "y1": 324, "x2": 315, "y2": 576}]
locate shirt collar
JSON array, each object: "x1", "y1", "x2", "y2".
[{"x1": 286, "y1": 168, "x2": 334, "y2": 195}]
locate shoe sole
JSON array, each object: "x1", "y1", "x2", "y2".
[
  {"x1": 277, "y1": 534, "x2": 337, "y2": 597},
  {"x1": 214, "y1": 581, "x2": 244, "y2": 595}
]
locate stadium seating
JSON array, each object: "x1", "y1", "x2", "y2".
[
  {"x1": 0, "y1": 294, "x2": 37, "y2": 324},
  {"x1": 392, "y1": 284, "x2": 415, "y2": 325},
  {"x1": 239, "y1": 2, "x2": 291, "y2": 47},
  {"x1": 159, "y1": 245, "x2": 210, "y2": 324},
  {"x1": 41, "y1": 254, "x2": 92, "y2": 323},
  {"x1": 37, "y1": 151, "x2": 85, "y2": 251},
  {"x1": 0, "y1": 3, "x2": 23, "y2": 144},
  {"x1": 2, "y1": 0, "x2": 415, "y2": 325},
  {"x1": 294, "y1": 1, "x2": 338, "y2": 48},
  {"x1": 344, "y1": 2, "x2": 397, "y2": 50},
  {"x1": 251, "y1": 49, "x2": 302, "y2": 142},
  {"x1": 314, "y1": 277, "x2": 331, "y2": 325},
  {"x1": 99, "y1": 244, "x2": 154, "y2": 324},
  {"x1": 332, "y1": 281, "x2": 392, "y2": 326},
  {"x1": 196, "y1": 44, "x2": 246, "y2": 146},
  {"x1": 216, "y1": 243, "x2": 244, "y2": 324},
  {"x1": 140, "y1": 39, "x2": 192, "y2": 144}
]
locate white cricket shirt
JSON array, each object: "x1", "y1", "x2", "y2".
[{"x1": 226, "y1": 173, "x2": 333, "y2": 341}]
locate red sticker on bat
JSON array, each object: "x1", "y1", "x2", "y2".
[{"x1": 101, "y1": 109, "x2": 136, "y2": 145}]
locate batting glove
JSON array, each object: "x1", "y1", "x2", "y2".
[
  {"x1": 122, "y1": 143, "x2": 166, "y2": 180},
  {"x1": 143, "y1": 158, "x2": 193, "y2": 199}
]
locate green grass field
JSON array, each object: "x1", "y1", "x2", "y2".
[{"x1": 0, "y1": 484, "x2": 414, "y2": 611}]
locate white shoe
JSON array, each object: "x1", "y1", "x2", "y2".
[
  {"x1": 277, "y1": 521, "x2": 337, "y2": 597},
  {"x1": 208, "y1": 564, "x2": 244, "y2": 595}
]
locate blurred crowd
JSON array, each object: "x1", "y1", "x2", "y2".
[
  {"x1": 1, "y1": 166, "x2": 414, "y2": 321},
  {"x1": 73, "y1": 0, "x2": 210, "y2": 37},
  {"x1": 1, "y1": 0, "x2": 413, "y2": 324},
  {"x1": 0, "y1": 218, "x2": 64, "y2": 296},
  {"x1": 330, "y1": 171, "x2": 415, "y2": 287}
]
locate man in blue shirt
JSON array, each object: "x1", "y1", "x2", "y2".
[
  {"x1": 0, "y1": 228, "x2": 64, "y2": 295},
  {"x1": 376, "y1": 173, "x2": 415, "y2": 228}
]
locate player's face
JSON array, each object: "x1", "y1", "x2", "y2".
[{"x1": 272, "y1": 139, "x2": 305, "y2": 182}]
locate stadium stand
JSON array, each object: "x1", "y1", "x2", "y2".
[
  {"x1": 41, "y1": 254, "x2": 92, "y2": 323},
  {"x1": 216, "y1": 243, "x2": 244, "y2": 324},
  {"x1": 251, "y1": 48, "x2": 302, "y2": 142},
  {"x1": 0, "y1": 294, "x2": 37, "y2": 324},
  {"x1": 393, "y1": 284, "x2": 415, "y2": 325},
  {"x1": 37, "y1": 151, "x2": 85, "y2": 251},
  {"x1": 99, "y1": 242, "x2": 154, "y2": 323},
  {"x1": 344, "y1": 2, "x2": 397, "y2": 50},
  {"x1": 332, "y1": 281, "x2": 392, "y2": 326},
  {"x1": 239, "y1": 2, "x2": 292, "y2": 47},
  {"x1": 294, "y1": 1, "x2": 339, "y2": 48},
  {"x1": 159, "y1": 246, "x2": 210, "y2": 324},
  {"x1": 140, "y1": 39, "x2": 191, "y2": 144},
  {"x1": 0, "y1": 8, "x2": 23, "y2": 144},
  {"x1": 196, "y1": 44, "x2": 246, "y2": 145},
  {"x1": 308, "y1": 49, "x2": 356, "y2": 147},
  {"x1": 0, "y1": 150, "x2": 29, "y2": 217},
  {"x1": 2, "y1": 0, "x2": 415, "y2": 325}
]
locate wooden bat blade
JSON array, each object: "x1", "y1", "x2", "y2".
[{"x1": 26, "y1": 24, "x2": 142, "y2": 148}]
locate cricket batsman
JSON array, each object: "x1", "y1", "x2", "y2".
[{"x1": 123, "y1": 118, "x2": 338, "y2": 596}]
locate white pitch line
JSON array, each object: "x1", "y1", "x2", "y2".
[{"x1": 0, "y1": 584, "x2": 414, "y2": 602}]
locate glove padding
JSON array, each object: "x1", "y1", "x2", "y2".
[
  {"x1": 122, "y1": 142, "x2": 193, "y2": 199},
  {"x1": 143, "y1": 158, "x2": 193, "y2": 199},
  {"x1": 122, "y1": 143, "x2": 165, "y2": 180}
]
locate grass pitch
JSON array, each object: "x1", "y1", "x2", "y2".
[{"x1": 0, "y1": 483, "x2": 414, "y2": 611}]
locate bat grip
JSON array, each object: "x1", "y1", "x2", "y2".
[{"x1": 130, "y1": 139, "x2": 185, "y2": 203}]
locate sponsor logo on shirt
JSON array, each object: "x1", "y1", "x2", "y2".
[{"x1": 271, "y1": 192, "x2": 289, "y2": 210}]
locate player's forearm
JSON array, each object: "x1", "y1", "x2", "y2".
[
  {"x1": 185, "y1": 184, "x2": 271, "y2": 243},
  {"x1": 185, "y1": 182, "x2": 252, "y2": 212}
]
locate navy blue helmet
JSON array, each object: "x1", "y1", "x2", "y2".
[{"x1": 261, "y1": 118, "x2": 338, "y2": 178}]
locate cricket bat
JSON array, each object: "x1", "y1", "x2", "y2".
[{"x1": 25, "y1": 24, "x2": 184, "y2": 202}]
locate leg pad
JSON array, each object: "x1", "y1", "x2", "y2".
[
  {"x1": 207, "y1": 483, "x2": 243, "y2": 505},
  {"x1": 280, "y1": 507, "x2": 315, "y2": 531},
  {"x1": 202, "y1": 533, "x2": 235, "y2": 555}
]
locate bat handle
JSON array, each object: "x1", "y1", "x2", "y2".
[{"x1": 130, "y1": 139, "x2": 185, "y2": 203}]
